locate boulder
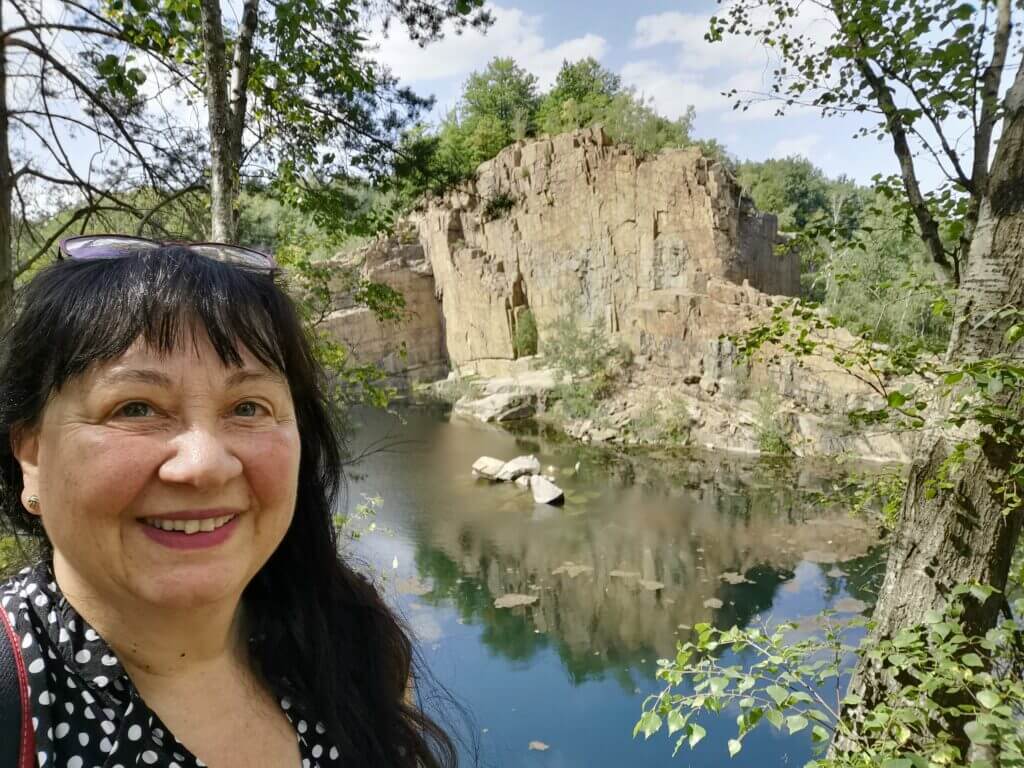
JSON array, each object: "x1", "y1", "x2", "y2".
[
  {"x1": 496, "y1": 455, "x2": 541, "y2": 481},
  {"x1": 530, "y1": 475, "x2": 565, "y2": 505},
  {"x1": 514, "y1": 474, "x2": 532, "y2": 488},
  {"x1": 472, "y1": 456, "x2": 506, "y2": 479},
  {"x1": 453, "y1": 392, "x2": 536, "y2": 422}
]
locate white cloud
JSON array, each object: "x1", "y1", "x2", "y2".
[
  {"x1": 620, "y1": 60, "x2": 727, "y2": 117},
  {"x1": 626, "y1": 2, "x2": 836, "y2": 122},
  {"x1": 371, "y1": 4, "x2": 607, "y2": 90},
  {"x1": 771, "y1": 133, "x2": 822, "y2": 158}
]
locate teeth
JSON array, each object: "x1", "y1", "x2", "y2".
[{"x1": 144, "y1": 515, "x2": 235, "y2": 534}]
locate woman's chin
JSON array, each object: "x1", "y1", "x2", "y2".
[{"x1": 136, "y1": 565, "x2": 247, "y2": 610}]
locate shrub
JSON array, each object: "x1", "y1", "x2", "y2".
[
  {"x1": 483, "y1": 191, "x2": 517, "y2": 221},
  {"x1": 754, "y1": 386, "x2": 792, "y2": 456},
  {"x1": 543, "y1": 308, "x2": 626, "y2": 419},
  {"x1": 514, "y1": 308, "x2": 538, "y2": 357}
]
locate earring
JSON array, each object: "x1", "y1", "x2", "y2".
[{"x1": 26, "y1": 495, "x2": 39, "y2": 511}]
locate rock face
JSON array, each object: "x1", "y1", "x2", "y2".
[
  {"x1": 413, "y1": 126, "x2": 797, "y2": 376},
  {"x1": 322, "y1": 129, "x2": 913, "y2": 462},
  {"x1": 321, "y1": 232, "x2": 447, "y2": 384}
]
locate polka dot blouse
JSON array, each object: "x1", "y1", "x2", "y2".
[{"x1": 2, "y1": 563, "x2": 341, "y2": 767}]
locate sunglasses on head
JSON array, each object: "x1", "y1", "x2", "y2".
[{"x1": 58, "y1": 235, "x2": 276, "y2": 271}]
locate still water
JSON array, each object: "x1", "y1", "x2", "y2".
[{"x1": 343, "y1": 403, "x2": 882, "y2": 768}]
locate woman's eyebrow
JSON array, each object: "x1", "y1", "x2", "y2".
[
  {"x1": 96, "y1": 368, "x2": 173, "y2": 388},
  {"x1": 95, "y1": 368, "x2": 285, "y2": 389},
  {"x1": 224, "y1": 369, "x2": 287, "y2": 388}
]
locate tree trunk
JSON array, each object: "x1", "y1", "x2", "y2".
[
  {"x1": 0, "y1": 5, "x2": 15, "y2": 331},
  {"x1": 837, "y1": 62, "x2": 1024, "y2": 755},
  {"x1": 199, "y1": 0, "x2": 235, "y2": 242}
]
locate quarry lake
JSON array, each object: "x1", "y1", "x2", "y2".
[{"x1": 344, "y1": 403, "x2": 883, "y2": 768}]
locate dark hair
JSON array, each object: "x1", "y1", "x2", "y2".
[{"x1": 0, "y1": 247, "x2": 457, "y2": 767}]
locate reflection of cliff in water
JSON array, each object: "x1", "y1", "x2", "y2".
[{"x1": 392, "y1": 413, "x2": 884, "y2": 680}]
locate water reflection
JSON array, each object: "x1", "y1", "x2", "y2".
[
  {"x1": 342, "y1": 404, "x2": 887, "y2": 766},
  {"x1": 347, "y1": 403, "x2": 884, "y2": 678}
]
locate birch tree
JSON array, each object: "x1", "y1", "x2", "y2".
[
  {"x1": 112, "y1": 0, "x2": 492, "y2": 242},
  {"x1": 0, "y1": 0, "x2": 203, "y2": 325},
  {"x1": 705, "y1": 0, "x2": 1024, "y2": 754}
]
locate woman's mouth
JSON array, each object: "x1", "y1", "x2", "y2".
[
  {"x1": 139, "y1": 514, "x2": 241, "y2": 549},
  {"x1": 142, "y1": 514, "x2": 237, "y2": 534}
]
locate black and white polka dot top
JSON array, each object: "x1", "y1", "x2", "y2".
[{"x1": 1, "y1": 562, "x2": 341, "y2": 767}]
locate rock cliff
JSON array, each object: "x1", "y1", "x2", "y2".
[
  {"x1": 416, "y1": 126, "x2": 797, "y2": 376},
  {"x1": 324, "y1": 129, "x2": 913, "y2": 462}
]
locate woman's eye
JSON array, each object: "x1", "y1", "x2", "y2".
[
  {"x1": 233, "y1": 401, "x2": 266, "y2": 417},
  {"x1": 117, "y1": 402, "x2": 155, "y2": 418}
]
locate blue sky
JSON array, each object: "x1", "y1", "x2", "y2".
[{"x1": 371, "y1": 0, "x2": 952, "y2": 190}]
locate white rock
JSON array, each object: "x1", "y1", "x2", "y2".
[
  {"x1": 514, "y1": 475, "x2": 532, "y2": 488},
  {"x1": 530, "y1": 475, "x2": 564, "y2": 505},
  {"x1": 472, "y1": 456, "x2": 506, "y2": 479},
  {"x1": 496, "y1": 455, "x2": 541, "y2": 481}
]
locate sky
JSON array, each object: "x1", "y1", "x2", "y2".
[{"x1": 370, "y1": 0, "x2": 955, "y2": 190}]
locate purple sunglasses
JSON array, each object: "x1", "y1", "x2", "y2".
[{"x1": 58, "y1": 235, "x2": 276, "y2": 271}]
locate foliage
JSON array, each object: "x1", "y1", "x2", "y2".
[
  {"x1": 387, "y1": 56, "x2": 705, "y2": 216},
  {"x1": 753, "y1": 387, "x2": 793, "y2": 457},
  {"x1": 738, "y1": 158, "x2": 863, "y2": 234},
  {"x1": 513, "y1": 308, "x2": 538, "y2": 358},
  {"x1": 817, "y1": 470, "x2": 907, "y2": 532},
  {"x1": 333, "y1": 493, "x2": 384, "y2": 540},
  {"x1": 274, "y1": 225, "x2": 406, "y2": 417},
  {"x1": 460, "y1": 57, "x2": 540, "y2": 141},
  {"x1": 425, "y1": 373, "x2": 484, "y2": 404},
  {"x1": 536, "y1": 57, "x2": 622, "y2": 134},
  {"x1": 543, "y1": 308, "x2": 625, "y2": 419},
  {"x1": 637, "y1": 585, "x2": 1024, "y2": 765},
  {"x1": 104, "y1": 0, "x2": 491, "y2": 238},
  {"x1": 482, "y1": 191, "x2": 517, "y2": 221},
  {"x1": 708, "y1": 0, "x2": 1022, "y2": 283},
  {"x1": 599, "y1": 94, "x2": 695, "y2": 160}
]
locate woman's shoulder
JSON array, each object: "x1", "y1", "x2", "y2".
[{"x1": 2, "y1": 562, "x2": 53, "y2": 626}]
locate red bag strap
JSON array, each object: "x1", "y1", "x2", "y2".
[{"x1": 0, "y1": 606, "x2": 34, "y2": 768}]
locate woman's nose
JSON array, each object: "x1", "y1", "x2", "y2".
[{"x1": 158, "y1": 426, "x2": 244, "y2": 488}]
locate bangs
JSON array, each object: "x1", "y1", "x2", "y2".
[{"x1": 24, "y1": 248, "x2": 292, "y2": 401}]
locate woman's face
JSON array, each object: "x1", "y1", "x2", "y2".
[{"x1": 13, "y1": 329, "x2": 301, "y2": 611}]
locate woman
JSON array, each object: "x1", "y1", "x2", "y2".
[{"x1": 0, "y1": 237, "x2": 456, "y2": 767}]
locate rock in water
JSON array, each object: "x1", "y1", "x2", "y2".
[
  {"x1": 496, "y1": 455, "x2": 541, "y2": 481},
  {"x1": 472, "y1": 456, "x2": 506, "y2": 479},
  {"x1": 494, "y1": 593, "x2": 539, "y2": 609},
  {"x1": 453, "y1": 392, "x2": 536, "y2": 422},
  {"x1": 530, "y1": 475, "x2": 564, "y2": 505},
  {"x1": 514, "y1": 474, "x2": 532, "y2": 488}
]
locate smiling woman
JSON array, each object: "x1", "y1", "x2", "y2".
[{"x1": 0, "y1": 243, "x2": 457, "y2": 767}]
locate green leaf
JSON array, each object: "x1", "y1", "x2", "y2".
[
  {"x1": 688, "y1": 723, "x2": 707, "y2": 748},
  {"x1": 962, "y1": 653, "x2": 983, "y2": 668},
  {"x1": 727, "y1": 738, "x2": 742, "y2": 757},
  {"x1": 666, "y1": 709, "x2": 687, "y2": 736},
  {"x1": 765, "y1": 708, "x2": 784, "y2": 729},
  {"x1": 976, "y1": 689, "x2": 1000, "y2": 708},
  {"x1": 786, "y1": 714, "x2": 808, "y2": 734},
  {"x1": 766, "y1": 685, "x2": 789, "y2": 705},
  {"x1": 887, "y1": 391, "x2": 907, "y2": 407}
]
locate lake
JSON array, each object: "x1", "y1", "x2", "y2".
[{"x1": 343, "y1": 403, "x2": 882, "y2": 768}]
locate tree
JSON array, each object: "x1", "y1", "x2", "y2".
[
  {"x1": 111, "y1": 0, "x2": 492, "y2": 242},
  {"x1": 0, "y1": 0, "x2": 205, "y2": 325},
  {"x1": 708, "y1": 0, "x2": 1014, "y2": 287},
  {"x1": 536, "y1": 57, "x2": 621, "y2": 134},
  {"x1": 459, "y1": 56, "x2": 539, "y2": 144},
  {"x1": 702, "y1": 0, "x2": 1024, "y2": 756},
  {"x1": 737, "y1": 157, "x2": 833, "y2": 231}
]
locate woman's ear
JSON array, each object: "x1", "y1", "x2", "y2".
[{"x1": 10, "y1": 425, "x2": 41, "y2": 516}]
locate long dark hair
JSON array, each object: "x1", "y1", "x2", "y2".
[{"x1": 0, "y1": 247, "x2": 457, "y2": 767}]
